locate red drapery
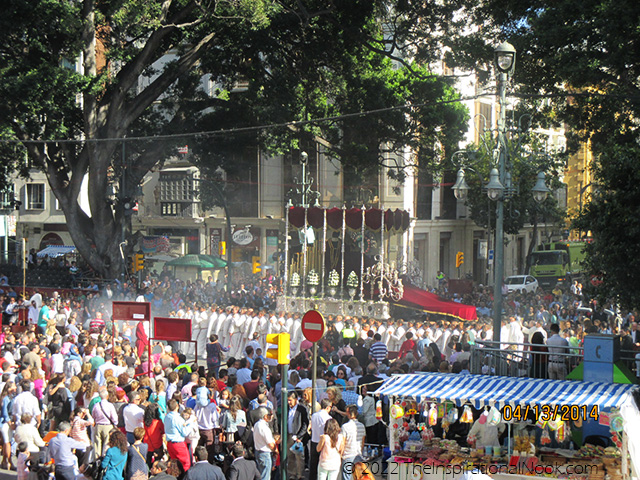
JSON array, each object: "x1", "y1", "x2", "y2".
[{"x1": 396, "y1": 285, "x2": 477, "y2": 321}]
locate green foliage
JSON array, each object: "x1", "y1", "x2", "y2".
[
  {"x1": 447, "y1": 0, "x2": 640, "y2": 305},
  {"x1": 0, "y1": 0, "x2": 472, "y2": 276},
  {"x1": 460, "y1": 131, "x2": 565, "y2": 236},
  {"x1": 573, "y1": 143, "x2": 640, "y2": 309}
]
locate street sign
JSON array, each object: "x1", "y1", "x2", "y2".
[
  {"x1": 488, "y1": 249, "x2": 494, "y2": 260},
  {"x1": 302, "y1": 310, "x2": 325, "y2": 343}
]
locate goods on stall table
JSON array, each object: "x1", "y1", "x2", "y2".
[{"x1": 512, "y1": 433, "x2": 535, "y2": 455}]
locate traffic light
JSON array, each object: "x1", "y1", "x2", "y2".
[
  {"x1": 456, "y1": 251, "x2": 464, "y2": 268},
  {"x1": 252, "y1": 256, "x2": 262, "y2": 274},
  {"x1": 133, "y1": 253, "x2": 144, "y2": 272},
  {"x1": 219, "y1": 241, "x2": 226, "y2": 256},
  {"x1": 122, "y1": 197, "x2": 135, "y2": 216},
  {"x1": 266, "y1": 333, "x2": 290, "y2": 364}
]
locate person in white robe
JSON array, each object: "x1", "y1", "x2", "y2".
[
  {"x1": 206, "y1": 306, "x2": 219, "y2": 339},
  {"x1": 290, "y1": 313, "x2": 303, "y2": 356},
  {"x1": 229, "y1": 307, "x2": 245, "y2": 358},
  {"x1": 268, "y1": 313, "x2": 280, "y2": 336},
  {"x1": 216, "y1": 307, "x2": 230, "y2": 351},
  {"x1": 382, "y1": 320, "x2": 395, "y2": 347},
  {"x1": 257, "y1": 311, "x2": 269, "y2": 345},
  {"x1": 194, "y1": 305, "x2": 209, "y2": 358},
  {"x1": 390, "y1": 320, "x2": 406, "y2": 353}
]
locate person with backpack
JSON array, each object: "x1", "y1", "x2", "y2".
[
  {"x1": 92, "y1": 388, "x2": 118, "y2": 457},
  {"x1": 102, "y1": 430, "x2": 129, "y2": 480},
  {"x1": 127, "y1": 427, "x2": 149, "y2": 480}
]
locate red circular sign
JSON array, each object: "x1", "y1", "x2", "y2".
[{"x1": 302, "y1": 310, "x2": 326, "y2": 343}]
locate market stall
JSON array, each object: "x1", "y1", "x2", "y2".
[{"x1": 375, "y1": 372, "x2": 640, "y2": 480}]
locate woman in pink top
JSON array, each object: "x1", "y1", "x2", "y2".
[
  {"x1": 316, "y1": 418, "x2": 345, "y2": 480},
  {"x1": 70, "y1": 406, "x2": 95, "y2": 464},
  {"x1": 30, "y1": 367, "x2": 45, "y2": 400}
]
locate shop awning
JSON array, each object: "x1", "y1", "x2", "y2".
[
  {"x1": 376, "y1": 372, "x2": 639, "y2": 410},
  {"x1": 37, "y1": 245, "x2": 77, "y2": 258},
  {"x1": 394, "y1": 285, "x2": 477, "y2": 321}
]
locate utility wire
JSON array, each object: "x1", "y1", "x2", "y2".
[{"x1": 1, "y1": 94, "x2": 483, "y2": 145}]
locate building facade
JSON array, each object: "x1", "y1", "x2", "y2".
[{"x1": 3, "y1": 64, "x2": 577, "y2": 289}]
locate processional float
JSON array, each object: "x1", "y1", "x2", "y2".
[{"x1": 277, "y1": 205, "x2": 412, "y2": 320}]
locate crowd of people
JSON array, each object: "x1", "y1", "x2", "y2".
[{"x1": 0, "y1": 265, "x2": 634, "y2": 480}]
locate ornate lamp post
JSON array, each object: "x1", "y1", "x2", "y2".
[
  {"x1": 452, "y1": 43, "x2": 550, "y2": 343},
  {"x1": 492, "y1": 41, "x2": 516, "y2": 341}
]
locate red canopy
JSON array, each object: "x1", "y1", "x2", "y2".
[{"x1": 396, "y1": 285, "x2": 477, "y2": 321}]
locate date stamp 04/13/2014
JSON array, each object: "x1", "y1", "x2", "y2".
[{"x1": 501, "y1": 404, "x2": 599, "y2": 423}]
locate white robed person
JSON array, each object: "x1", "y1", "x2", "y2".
[
  {"x1": 218, "y1": 307, "x2": 233, "y2": 348},
  {"x1": 268, "y1": 314, "x2": 279, "y2": 337},
  {"x1": 206, "y1": 306, "x2": 219, "y2": 341},
  {"x1": 217, "y1": 308, "x2": 230, "y2": 346},
  {"x1": 290, "y1": 314, "x2": 303, "y2": 356},
  {"x1": 193, "y1": 306, "x2": 209, "y2": 357},
  {"x1": 467, "y1": 409, "x2": 505, "y2": 449},
  {"x1": 507, "y1": 316, "x2": 525, "y2": 362},
  {"x1": 243, "y1": 310, "x2": 258, "y2": 347},
  {"x1": 228, "y1": 307, "x2": 245, "y2": 358},
  {"x1": 257, "y1": 311, "x2": 269, "y2": 345}
]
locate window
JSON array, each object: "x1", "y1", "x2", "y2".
[
  {"x1": 159, "y1": 174, "x2": 195, "y2": 202},
  {"x1": 26, "y1": 184, "x2": 45, "y2": 210},
  {"x1": 161, "y1": 202, "x2": 193, "y2": 217},
  {"x1": 476, "y1": 102, "x2": 493, "y2": 143}
]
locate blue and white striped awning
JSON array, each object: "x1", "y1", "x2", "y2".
[
  {"x1": 37, "y1": 245, "x2": 76, "y2": 258},
  {"x1": 376, "y1": 372, "x2": 639, "y2": 410}
]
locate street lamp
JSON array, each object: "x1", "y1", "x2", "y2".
[
  {"x1": 288, "y1": 151, "x2": 321, "y2": 208},
  {"x1": 485, "y1": 168, "x2": 504, "y2": 201},
  {"x1": 495, "y1": 42, "x2": 516, "y2": 74},
  {"x1": 452, "y1": 168, "x2": 470, "y2": 200},
  {"x1": 452, "y1": 44, "x2": 550, "y2": 342},
  {"x1": 492, "y1": 41, "x2": 516, "y2": 342},
  {"x1": 532, "y1": 172, "x2": 550, "y2": 203}
]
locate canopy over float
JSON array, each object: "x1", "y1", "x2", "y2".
[{"x1": 277, "y1": 205, "x2": 476, "y2": 321}]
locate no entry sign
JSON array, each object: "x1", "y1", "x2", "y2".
[{"x1": 301, "y1": 310, "x2": 325, "y2": 343}]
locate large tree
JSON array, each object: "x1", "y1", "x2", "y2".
[
  {"x1": 0, "y1": 0, "x2": 469, "y2": 278},
  {"x1": 446, "y1": 0, "x2": 640, "y2": 307},
  {"x1": 572, "y1": 143, "x2": 640, "y2": 308}
]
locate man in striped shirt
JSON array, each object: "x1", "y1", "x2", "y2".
[
  {"x1": 340, "y1": 405, "x2": 366, "y2": 480},
  {"x1": 369, "y1": 333, "x2": 388, "y2": 364}
]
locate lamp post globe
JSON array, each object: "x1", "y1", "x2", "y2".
[
  {"x1": 495, "y1": 41, "x2": 516, "y2": 74},
  {"x1": 452, "y1": 168, "x2": 470, "y2": 200},
  {"x1": 532, "y1": 171, "x2": 550, "y2": 203},
  {"x1": 486, "y1": 168, "x2": 504, "y2": 201}
]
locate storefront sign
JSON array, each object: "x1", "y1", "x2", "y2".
[{"x1": 233, "y1": 229, "x2": 254, "y2": 245}]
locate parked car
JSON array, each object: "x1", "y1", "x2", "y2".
[{"x1": 504, "y1": 275, "x2": 539, "y2": 293}]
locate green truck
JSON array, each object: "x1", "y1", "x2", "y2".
[{"x1": 529, "y1": 241, "x2": 587, "y2": 290}]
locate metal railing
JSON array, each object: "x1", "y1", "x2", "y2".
[
  {"x1": 470, "y1": 340, "x2": 584, "y2": 377},
  {"x1": 470, "y1": 340, "x2": 640, "y2": 380}
]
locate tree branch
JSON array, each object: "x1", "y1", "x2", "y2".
[
  {"x1": 102, "y1": 1, "x2": 198, "y2": 121},
  {"x1": 122, "y1": 31, "x2": 217, "y2": 128}
]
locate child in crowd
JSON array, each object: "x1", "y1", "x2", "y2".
[{"x1": 16, "y1": 442, "x2": 29, "y2": 480}]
